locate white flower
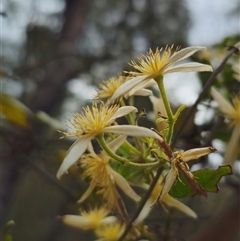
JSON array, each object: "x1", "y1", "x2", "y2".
[
  {"x1": 211, "y1": 87, "x2": 240, "y2": 165},
  {"x1": 134, "y1": 179, "x2": 197, "y2": 225},
  {"x1": 95, "y1": 75, "x2": 152, "y2": 100},
  {"x1": 57, "y1": 103, "x2": 164, "y2": 179},
  {"x1": 110, "y1": 46, "x2": 213, "y2": 101},
  {"x1": 160, "y1": 147, "x2": 216, "y2": 200},
  {"x1": 60, "y1": 207, "x2": 116, "y2": 230}
]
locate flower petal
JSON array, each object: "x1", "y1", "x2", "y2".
[
  {"x1": 87, "y1": 141, "x2": 95, "y2": 154},
  {"x1": 224, "y1": 126, "x2": 240, "y2": 165},
  {"x1": 165, "y1": 62, "x2": 213, "y2": 74},
  {"x1": 103, "y1": 125, "x2": 164, "y2": 143},
  {"x1": 109, "y1": 106, "x2": 137, "y2": 122},
  {"x1": 56, "y1": 135, "x2": 92, "y2": 179},
  {"x1": 160, "y1": 165, "x2": 177, "y2": 198},
  {"x1": 100, "y1": 216, "x2": 118, "y2": 225},
  {"x1": 149, "y1": 95, "x2": 168, "y2": 130},
  {"x1": 110, "y1": 75, "x2": 149, "y2": 101},
  {"x1": 211, "y1": 87, "x2": 235, "y2": 116},
  {"x1": 162, "y1": 194, "x2": 197, "y2": 218},
  {"x1": 130, "y1": 88, "x2": 153, "y2": 97},
  {"x1": 110, "y1": 168, "x2": 141, "y2": 202},
  {"x1": 133, "y1": 198, "x2": 153, "y2": 225},
  {"x1": 125, "y1": 78, "x2": 155, "y2": 98},
  {"x1": 61, "y1": 215, "x2": 90, "y2": 229},
  {"x1": 169, "y1": 46, "x2": 206, "y2": 64},
  {"x1": 77, "y1": 182, "x2": 96, "y2": 203},
  {"x1": 108, "y1": 135, "x2": 127, "y2": 152},
  {"x1": 181, "y1": 147, "x2": 216, "y2": 162}
]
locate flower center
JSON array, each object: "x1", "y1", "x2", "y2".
[
  {"x1": 128, "y1": 46, "x2": 174, "y2": 79},
  {"x1": 66, "y1": 103, "x2": 119, "y2": 137}
]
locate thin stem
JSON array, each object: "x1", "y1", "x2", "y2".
[
  {"x1": 120, "y1": 98, "x2": 142, "y2": 149},
  {"x1": 116, "y1": 189, "x2": 139, "y2": 239},
  {"x1": 107, "y1": 133, "x2": 141, "y2": 155},
  {"x1": 171, "y1": 46, "x2": 238, "y2": 148},
  {"x1": 155, "y1": 77, "x2": 174, "y2": 144},
  {"x1": 97, "y1": 134, "x2": 129, "y2": 165},
  {"x1": 96, "y1": 134, "x2": 160, "y2": 168},
  {"x1": 118, "y1": 166, "x2": 164, "y2": 241}
]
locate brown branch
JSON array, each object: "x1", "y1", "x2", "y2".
[
  {"x1": 171, "y1": 46, "x2": 239, "y2": 148},
  {"x1": 118, "y1": 166, "x2": 164, "y2": 241}
]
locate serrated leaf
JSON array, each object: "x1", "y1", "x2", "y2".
[{"x1": 169, "y1": 165, "x2": 232, "y2": 198}]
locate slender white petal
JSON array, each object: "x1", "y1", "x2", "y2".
[
  {"x1": 169, "y1": 46, "x2": 206, "y2": 64},
  {"x1": 181, "y1": 147, "x2": 216, "y2": 162},
  {"x1": 100, "y1": 216, "x2": 118, "y2": 225},
  {"x1": 134, "y1": 88, "x2": 153, "y2": 96},
  {"x1": 108, "y1": 135, "x2": 127, "y2": 152},
  {"x1": 160, "y1": 166, "x2": 177, "y2": 198},
  {"x1": 162, "y1": 194, "x2": 197, "y2": 218},
  {"x1": 103, "y1": 125, "x2": 163, "y2": 142},
  {"x1": 61, "y1": 215, "x2": 90, "y2": 229},
  {"x1": 224, "y1": 126, "x2": 240, "y2": 165},
  {"x1": 211, "y1": 87, "x2": 235, "y2": 116},
  {"x1": 165, "y1": 63, "x2": 213, "y2": 74},
  {"x1": 125, "y1": 78, "x2": 155, "y2": 98},
  {"x1": 149, "y1": 95, "x2": 167, "y2": 118},
  {"x1": 149, "y1": 95, "x2": 168, "y2": 130},
  {"x1": 78, "y1": 182, "x2": 96, "y2": 203},
  {"x1": 142, "y1": 78, "x2": 156, "y2": 88},
  {"x1": 57, "y1": 135, "x2": 92, "y2": 179},
  {"x1": 110, "y1": 168, "x2": 141, "y2": 202},
  {"x1": 87, "y1": 141, "x2": 95, "y2": 154},
  {"x1": 109, "y1": 106, "x2": 137, "y2": 122},
  {"x1": 110, "y1": 75, "x2": 148, "y2": 101},
  {"x1": 133, "y1": 198, "x2": 153, "y2": 225}
]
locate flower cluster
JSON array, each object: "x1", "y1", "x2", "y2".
[{"x1": 56, "y1": 45, "x2": 224, "y2": 240}]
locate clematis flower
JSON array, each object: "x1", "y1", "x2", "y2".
[
  {"x1": 78, "y1": 135, "x2": 141, "y2": 209},
  {"x1": 159, "y1": 146, "x2": 216, "y2": 200},
  {"x1": 95, "y1": 75, "x2": 152, "y2": 100},
  {"x1": 57, "y1": 103, "x2": 164, "y2": 179},
  {"x1": 134, "y1": 178, "x2": 197, "y2": 225},
  {"x1": 60, "y1": 206, "x2": 116, "y2": 230},
  {"x1": 211, "y1": 87, "x2": 240, "y2": 165},
  {"x1": 95, "y1": 222, "x2": 125, "y2": 241},
  {"x1": 149, "y1": 95, "x2": 168, "y2": 131},
  {"x1": 110, "y1": 46, "x2": 213, "y2": 101}
]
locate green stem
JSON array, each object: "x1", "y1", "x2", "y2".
[
  {"x1": 107, "y1": 133, "x2": 141, "y2": 155},
  {"x1": 155, "y1": 76, "x2": 174, "y2": 144},
  {"x1": 96, "y1": 134, "x2": 160, "y2": 168},
  {"x1": 120, "y1": 98, "x2": 142, "y2": 149},
  {"x1": 97, "y1": 134, "x2": 128, "y2": 164}
]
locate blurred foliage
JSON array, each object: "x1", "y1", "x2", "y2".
[{"x1": 2, "y1": 220, "x2": 15, "y2": 241}]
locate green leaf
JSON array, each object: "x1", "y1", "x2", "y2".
[{"x1": 169, "y1": 165, "x2": 232, "y2": 198}]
